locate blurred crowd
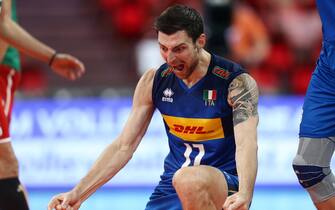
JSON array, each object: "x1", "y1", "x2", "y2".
[{"x1": 98, "y1": 0, "x2": 322, "y2": 95}]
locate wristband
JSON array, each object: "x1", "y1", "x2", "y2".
[{"x1": 48, "y1": 52, "x2": 57, "y2": 66}]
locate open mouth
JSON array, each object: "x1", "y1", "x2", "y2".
[{"x1": 172, "y1": 64, "x2": 184, "y2": 71}]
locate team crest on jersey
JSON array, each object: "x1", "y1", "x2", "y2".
[
  {"x1": 203, "y1": 90, "x2": 217, "y2": 106},
  {"x1": 213, "y1": 66, "x2": 230, "y2": 79},
  {"x1": 162, "y1": 88, "x2": 174, "y2": 103}
]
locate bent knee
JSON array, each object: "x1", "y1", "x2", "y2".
[
  {"x1": 172, "y1": 166, "x2": 227, "y2": 196},
  {"x1": 172, "y1": 167, "x2": 209, "y2": 192},
  {"x1": 173, "y1": 166, "x2": 228, "y2": 209}
]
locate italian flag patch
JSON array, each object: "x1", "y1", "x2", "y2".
[{"x1": 203, "y1": 90, "x2": 217, "y2": 100}]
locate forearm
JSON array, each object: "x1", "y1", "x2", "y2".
[
  {"x1": 0, "y1": 16, "x2": 55, "y2": 63},
  {"x1": 71, "y1": 140, "x2": 134, "y2": 202},
  {"x1": 235, "y1": 133, "x2": 258, "y2": 201},
  {"x1": 228, "y1": 73, "x2": 259, "y2": 201}
]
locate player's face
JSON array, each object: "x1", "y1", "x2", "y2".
[{"x1": 158, "y1": 30, "x2": 200, "y2": 79}]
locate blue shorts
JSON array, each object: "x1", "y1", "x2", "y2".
[
  {"x1": 300, "y1": 41, "x2": 335, "y2": 138},
  {"x1": 145, "y1": 170, "x2": 239, "y2": 210}
]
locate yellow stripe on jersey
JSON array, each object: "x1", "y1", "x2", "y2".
[{"x1": 162, "y1": 114, "x2": 224, "y2": 142}]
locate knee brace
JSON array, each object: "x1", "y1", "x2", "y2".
[
  {"x1": 293, "y1": 164, "x2": 335, "y2": 203},
  {"x1": 292, "y1": 164, "x2": 330, "y2": 188},
  {"x1": 293, "y1": 137, "x2": 335, "y2": 203}
]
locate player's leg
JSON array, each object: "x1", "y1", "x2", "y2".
[
  {"x1": 172, "y1": 165, "x2": 229, "y2": 210},
  {"x1": 0, "y1": 107, "x2": 29, "y2": 210},
  {"x1": 0, "y1": 143, "x2": 29, "y2": 210},
  {"x1": 315, "y1": 198, "x2": 335, "y2": 210},
  {"x1": 0, "y1": 67, "x2": 29, "y2": 210},
  {"x1": 293, "y1": 137, "x2": 335, "y2": 210}
]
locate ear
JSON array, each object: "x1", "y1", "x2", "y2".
[{"x1": 196, "y1": 33, "x2": 206, "y2": 48}]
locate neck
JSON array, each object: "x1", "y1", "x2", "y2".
[{"x1": 182, "y1": 49, "x2": 211, "y2": 87}]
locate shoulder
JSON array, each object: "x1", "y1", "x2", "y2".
[
  {"x1": 133, "y1": 68, "x2": 157, "y2": 106},
  {"x1": 210, "y1": 54, "x2": 246, "y2": 82},
  {"x1": 228, "y1": 73, "x2": 258, "y2": 99},
  {"x1": 154, "y1": 63, "x2": 173, "y2": 79},
  {"x1": 227, "y1": 73, "x2": 259, "y2": 125},
  {"x1": 214, "y1": 55, "x2": 244, "y2": 72},
  {"x1": 138, "y1": 68, "x2": 156, "y2": 87}
]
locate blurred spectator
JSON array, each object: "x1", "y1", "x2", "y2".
[
  {"x1": 204, "y1": 0, "x2": 233, "y2": 57},
  {"x1": 243, "y1": 0, "x2": 321, "y2": 94},
  {"x1": 99, "y1": 0, "x2": 155, "y2": 39},
  {"x1": 276, "y1": 0, "x2": 321, "y2": 53},
  {"x1": 227, "y1": 1, "x2": 270, "y2": 67},
  {"x1": 204, "y1": 0, "x2": 270, "y2": 67},
  {"x1": 204, "y1": 0, "x2": 271, "y2": 93}
]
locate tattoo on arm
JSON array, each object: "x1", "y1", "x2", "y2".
[{"x1": 228, "y1": 74, "x2": 259, "y2": 126}]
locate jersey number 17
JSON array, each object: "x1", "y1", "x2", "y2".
[{"x1": 181, "y1": 143, "x2": 205, "y2": 167}]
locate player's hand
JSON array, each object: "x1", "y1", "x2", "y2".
[
  {"x1": 47, "y1": 191, "x2": 82, "y2": 210},
  {"x1": 222, "y1": 192, "x2": 251, "y2": 210},
  {"x1": 50, "y1": 53, "x2": 85, "y2": 80}
]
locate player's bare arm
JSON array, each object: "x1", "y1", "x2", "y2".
[
  {"x1": 0, "y1": 0, "x2": 11, "y2": 60},
  {"x1": 48, "y1": 69, "x2": 156, "y2": 210},
  {"x1": 224, "y1": 73, "x2": 259, "y2": 210},
  {"x1": 0, "y1": 0, "x2": 85, "y2": 80},
  {"x1": 228, "y1": 73, "x2": 259, "y2": 126},
  {"x1": 0, "y1": 0, "x2": 9, "y2": 18},
  {"x1": 0, "y1": 11, "x2": 55, "y2": 63}
]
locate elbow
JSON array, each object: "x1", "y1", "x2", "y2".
[
  {"x1": 0, "y1": 18, "x2": 11, "y2": 41},
  {"x1": 117, "y1": 137, "x2": 140, "y2": 156},
  {"x1": 119, "y1": 144, "x2": 135, "y2": 154}
]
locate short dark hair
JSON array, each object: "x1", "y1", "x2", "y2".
[{"x1": 154, "y1": 4, "x2": 204, "y2": 43}]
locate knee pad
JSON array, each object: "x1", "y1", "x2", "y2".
[{"x1": 292, "y1": 164, "x2": 330, "y2": 188}]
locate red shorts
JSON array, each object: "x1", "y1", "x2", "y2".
[{"x1": 0, "y1": 65, "x2": 21, "y2": 143}]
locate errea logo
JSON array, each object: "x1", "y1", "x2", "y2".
[{"x1": 162, "y1": 88, "x2": 174, "y2": 103}]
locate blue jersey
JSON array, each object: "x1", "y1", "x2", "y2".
[
  {"x1": 299, "y1": 1, "x2": 335, "y2": 138},
  {"x1": 145, "y1": 54, "x2": 244, "y2": 209},
  {"x1": 316, "y1": 0, "x2": 335, "y2": 42}
]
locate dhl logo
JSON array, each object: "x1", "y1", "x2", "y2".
[
  {"x1": 162, "y1": 114, "x2": 224, "y2": 142},
  {"x1": 172, "y1": 125, "x2": 214, "y2": 134}
]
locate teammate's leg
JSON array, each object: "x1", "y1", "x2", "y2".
[
  {"x1": 293, "y1": 137, "x2": 335, "y2": 210},
  {"x1": 172, "y1": 165, "x2": 229, "y2": 210}
]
